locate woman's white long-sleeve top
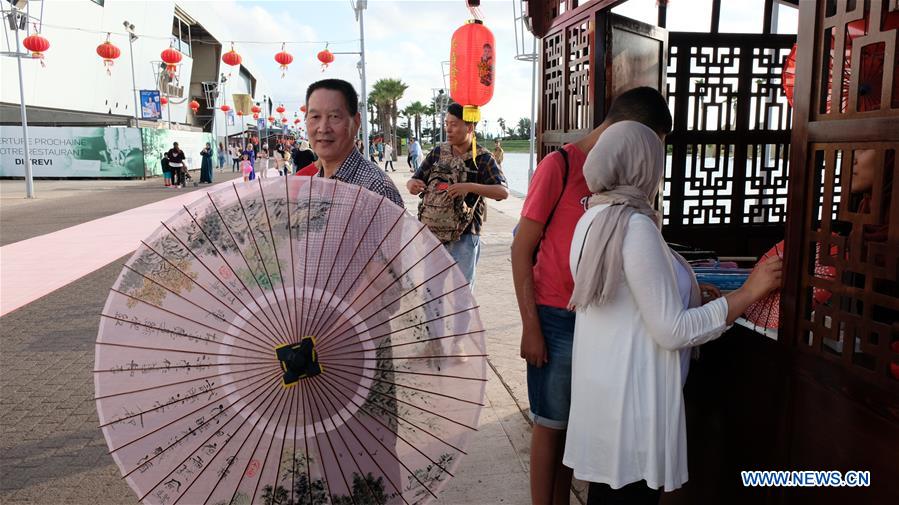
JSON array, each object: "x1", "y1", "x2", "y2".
[{"x1": 563, "y1": 204, "x2": 730, "y2": 491}]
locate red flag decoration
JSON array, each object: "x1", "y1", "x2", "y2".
[
  {"x1": 96, "y1": 35, "x2": 120, "y2": 76},
  {"x1": 450, "y1": 18, "x2": 495, "y2": 157}
]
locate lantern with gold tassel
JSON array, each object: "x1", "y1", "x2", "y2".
[{"x1": 449, "y1": 18, "x2": 495, "y2": 158}]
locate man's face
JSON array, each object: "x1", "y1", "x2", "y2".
[
  {"x1": 445, "y1": 114, "x2": 473, "y2": 146},
  {"x1": 307, "y1": 88, "x2": 359, "y2": 163},
  {"x1": 173, "y1": 143, "x2": 179, "y2": 149}
]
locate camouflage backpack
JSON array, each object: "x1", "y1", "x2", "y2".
[{"x1": 417, "y1": 143, "x2": 487, "y2": 243}]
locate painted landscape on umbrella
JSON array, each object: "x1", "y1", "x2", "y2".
[{"x1": 95, "y1": 177, "x2": 487, "y2": 505}]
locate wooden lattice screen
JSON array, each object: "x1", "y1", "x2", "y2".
[{"x1": 787, "y1": 0, "x2": 899, "y2": 392}]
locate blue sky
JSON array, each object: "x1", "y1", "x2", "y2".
[{"x1": 207, "y1": 0, "x2": 797, "y2": 137}]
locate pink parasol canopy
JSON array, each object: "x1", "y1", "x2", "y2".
[{"x1": 95, "y1": 176, "x2": 486, "y2": 505}]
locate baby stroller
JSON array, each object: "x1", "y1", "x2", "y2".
[{"x1": 182, "y1": 169, "x2": 196, "y2": 187}]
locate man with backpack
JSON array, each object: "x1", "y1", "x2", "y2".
[
  {"x1": 511, "y1": 87, "x2": 674, "y2": 505},
  {"x1": 406, "y1": 102, "x2": 508, "y2": 287}
]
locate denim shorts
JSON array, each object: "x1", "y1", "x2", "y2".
[{"x1": 526, "y1": 305, "x2": 576, "y2": 430}]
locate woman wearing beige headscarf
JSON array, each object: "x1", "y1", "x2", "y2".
[{"x1": 563, "y1": 121, "x2": 781, "y2": 504}]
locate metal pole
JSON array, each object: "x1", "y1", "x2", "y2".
[
  {"x1": 128, "y1": 34, "x2": 139, "y2": 124},
  {"x1": 527, "y1": 37, "x2": 537, "y2": 185},
  {"x1": 222, "y1": 80, "x2": 228, "y2": 151},
  {"x1": 358, "y1": 2, "x2": 369, "y2": 161},
  {"x1": 13, "y1": 13, "x2": 34, "y2": 199}
]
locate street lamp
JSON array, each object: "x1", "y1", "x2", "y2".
[
  {"x1": 124, "y1": 21, "x2": 140, "y2": 127},
  {"x1": 332, "y1": 1, "x2": 370, "y2": 159}
]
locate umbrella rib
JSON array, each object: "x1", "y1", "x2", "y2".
[
  {"x1": 317, "y1": 370, "x2": 467, "y2": 458},
  {"x1": 328, "y1": 354, "x2": 487, "y2": 362},
  {"x1": 266, "y1": 385, "x2": 295, "y2": 505},
  {"x1": 247, "y1": 384, "x2": 294, "y2": 505},
  {"x1": 304, "y1": 195, "x2": 388, "y2": 341},
  {"x1": 211, "y1": 384, "x2": 289, "y2": 505},
  {"x1": 203, "y1": 194, "x2": 292, "y2": 345},
  {"x1": 94, "y1": 364, "x2": 270, "y2": 401},
  {"x1": 299, "y1": 379, "x2": 313, "y2": 505},
  {"x1": 324, "y1": 328, "x2": 485, "y2": 359},
  {"x1": 115, "y1": 375, "x2": 275, "y2": 478},
  {"x1": 106, "y1": 369, "x2": 277, "y2": 443},
  {"x1": 286, "y1": 177, "x2": 301, "y2": 346},
  {"x1": 305, "y1": 378, "x2": 412, "y2": 505},
  {"x1": 315, "y1": 234, "x2": 442, "y2": 346},
  {"x1": 169, "y1": 207, "x2": 284, "y2": 346},
  {"x1": 257, "y1": 178, "x2": 299, "y2": 344},
  {"x1": 147, "y1": 376, "x2": 283, "y2": 505},
  {"x1": 286, "y1": 382, "x2": 298, "y2": 505},
  {"x1": 318, "y1": 303, "x2": 479, "y2": 356},
  {"x1": 139, "y1": 237, "x2": 282, "y2": 347},
  {"x1": 95, "y1": 340, "x2": 269, "y2": 361},
  {"x1": 324, "y1": 361, "x2": 481, "y2": 432},
  {"x1": 299, "y1": 179, "x2": 314, "y2": 346},
  {"x1": 94, "y1": 360, "x2": 272, "y2": 374},
  {"x1": 103, "y1": 292, "x2": 270, "y2": 357},
  {"x1": 315, "y1": 285, "x2": 472, "y2": 355},
  {"x1": 304, "y1": 185, "x2": 363, "y2": 341},
  {"x1": 300, "y1": 379, "x2": 336, "y2": 504},
  {"x1": 325, "y1": 363, "x2": 485, "y2": 407},
  {"x1": 325, "y1": 361, "x2": 486, "y2": 382},
  {"x1": 300, "y1": 180, "x2": 340, "y2": 339},
  {"x1": 312, "y1": 372, "x2": 456, "y2": 482},
  {"x1": 304, "y1": 373, "x2": 361, "y2": 505},
  {"x1": 307, "y1": 376, "x2": 438, "y2": 502},
  {"x1": 118, "y1": 264, "x2": 277, "y2": 352},
  {"x1": 231, "y1": 183, "x2": 295, "y2": 344},
  {"x1": 306, "y1": 378, "x2": 395, "y2": 505},
  {"x1": 303, "y1": 213, "x2": 412, "y2": 341}
]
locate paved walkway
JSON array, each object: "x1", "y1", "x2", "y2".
[{"x1": 0, "y1": 168, "x2": 586, "y2": 504}]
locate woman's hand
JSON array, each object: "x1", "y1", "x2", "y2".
[
  {"x1": 744, "y1": 256, "x2": 783, "y2": 299},
  {"x1": 699, "y1": 283, "x2": 722, "y2": 304}
]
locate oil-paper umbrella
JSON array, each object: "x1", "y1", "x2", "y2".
[
  {"x1": 743, "y1": 240, "x2": 837, "y2": 329},
  {"x1": 95, "y1": 176, "x2": 486, "y2": 505}
]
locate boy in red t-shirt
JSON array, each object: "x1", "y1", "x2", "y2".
[{"x1": 511, "y1": 87, "x2": 673, "y2": 505}]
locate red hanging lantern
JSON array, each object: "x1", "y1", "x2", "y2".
[
  {"x1": 220, "y1": 104, "x2": 231, "y2": 113},
  {"x1": 251, "y1": 104, "x2": 261, "y2": 114},
  {"x1": 317, "y1": 47, "x2": 334, "y2": 71},
  {"x1": 450, "y1": 19, "x2": 495, "y2": 124},
  {"x1": 160, "y1": 96, "x2": 169, "y2": 105},
  {"x1": 96, "y1": 35, "x2": 120, "y2": 76},
  {"x1": 189, "y1": 100, "x2": 200, "y2": 113},
  {"x1": 253, "y1": 113, "x2": 260, "y2": 120},
  {"x1": 160, "y1": 47, "x2": 183, "y2": 79},
  {"x1": 281, "y1": 117, "x2": 288, "y2": 124},
  {"x1": 294, "y1": 118, "x2": 301, "y2": 125},
  {"x1": 236, "y1": 110, "x2": 244, "y2": 117},
  {"x1": 276, "y1": 104, "x2": 286, "y2": 114},
  {"x1": 23, "y1": 31, "x2": 50, "y2": 66},
  {"x1": 267, "y1": 115, "x2": 275, "y2": 123},
  {"x1": 300, "y1": 104, "x2": 307, "y2": 114},
  {"x1": 274, "y1": 43, "x2": 293, "y2": 78},
  {"x1": 221, "y1": 43, "x2": 242, "y2": 67}
]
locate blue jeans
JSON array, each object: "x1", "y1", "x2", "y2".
[
  {"x1": 444, "y1": 233, "x2": 481, "y2": 290},
  {"x1": 527, "y1": 305, "x2": 576, "y2": 429}
]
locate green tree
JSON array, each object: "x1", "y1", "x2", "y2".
[
  {"x1": 402, "y1": 101, "x2": 428, "y2": 141},
  {"x1": 496, "y1": 117, "x2": 507, "y2": 140},
  {"x1": 516, "y1": 117, "x2": 532, "y2": 139}
]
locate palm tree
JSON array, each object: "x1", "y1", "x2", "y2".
[
  {"x1": 497, "y1": 117, "x2": 506, "y2": 140},
  {"x1": 371, "y1": 78, "x2": 408, "y2": 153},
  {"x1": 403, "y1": 101, "x2": 427, "y2": 141}
]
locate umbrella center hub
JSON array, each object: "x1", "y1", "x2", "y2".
[{"x1": 276, "y1": 336, "x2": 322, "y2": 387}]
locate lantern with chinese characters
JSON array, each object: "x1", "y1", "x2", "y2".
[
  {"x1": 317, "y1": 47, "x2": 334, "y2": 71},
  {"x1": 275, "y1": 43, "x2": 293, "y2": 77},
  {"x1": 160, "y1": 47, "x2": 182, "y2": 79},
  {"x1": 221, "y1": 104, "x2": 231, "y2": 113},
  {"x1": 189, "y1": 100, "x2": 200, "y2": 113},
  {"x1": 222, "y1": 43, "x2": 241, "y2": 67},
  {"x1": 96, "y1": 35, "x2": 120, "y2": 76},
  {"x1": 23, "y1": 31, "x2": 50, "y2": 66},
  {"x1": 449, "y1": 19, "x2": 495, "y2": 124},
  {"x1": 160, "y1": 96, "x2": 169, "y2": 105},
  {"x1": 276, "y1": 104, "x2": 286, "y2": 114}
]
